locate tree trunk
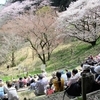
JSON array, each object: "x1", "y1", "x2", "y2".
[
  {"x1": 42, "y1": 59, "x2": 46, "y2": 65},
  {"x1": 32, "y1": 49, "x2": 34, "y2": 60},
  {"x1": 11, "y1": 52, "x2": 15, "y2": 67},
  {"x1": 47, "y1": 52, "x2": 50, "y2": 61},
  {"x1": 38, "y1": 53, "x2": 46, "y2": 66}
]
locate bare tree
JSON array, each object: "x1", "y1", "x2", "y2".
[
  {"x1": 23, "y1": 8, "x2": 59, "y2": 66},
  {"x1": 57, "y1": 0, "x2": 100, "y2": 46},
  {"x1": 0, "y1": 33, "x2": 24, "y2": 67}
]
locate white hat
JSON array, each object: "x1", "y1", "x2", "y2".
[
  {"x1": 83, "y1": 64, "x2": 90, "y2": 71},
  {"x1": 94, "y1": 66, "x2": 100, "y2": 74}
]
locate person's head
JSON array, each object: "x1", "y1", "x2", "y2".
[
  {"x1": 66, "y1": 72, "x2": 71, "y2": 78},
  {"x1": 47, "y1": 84, "x2": 51, "y2": 89},
  {"x1": 24, "y1": 76, "x2": 27, "y2": 79},
  {"x1": 52, "y1": 72, "x2": 56, "y2": 78},
  {"x1": 19, "y1": 77, "x2": 22, "y2": 80},
  {"x1": 82, "y1": 64, "x2": 91, "y2": 72},
  {"x1": 0, "y1": 79, "x2": 2, "y2": 83},
  {"x1": 34, "y1": 74, "x2": 37, "y2": 78},
  {"x1": 13, "y1": 79, "x2": 17, "y2": 83},
  {"x1": 7, "y1": 81, "x2": 12, "y2": 88},
  {"x1": 72, "y1": 69, "x2": 78, "y2": 76},
  {"x1": 56, "y1": 72, "x2": 61, "y2": 78},
  {"x1": 81, "y1": 63, "x2": 84, "y2": 67},
  {"x1": 0, "y1": 82, "x2": 4, "y2": 87},
  {"x1": 38, "y1": 74, "x2": 43, "y2": 79},
  {"x1": 41, "y1": 69, "x2": 45, "y2": 73},
  {"x1": 30, "y1": 79, "x2": 35, "y2": 83},
  {"x1": 56, "y1": 72, "x2": 61, "y2": 87}
]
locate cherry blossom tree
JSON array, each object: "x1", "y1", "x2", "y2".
[
  {"x1": 0, "y1": 0, "x2": 51, "y2": 27},
  {"x1": 57, "y1": 0, "x2": 100, "y2": 46}
]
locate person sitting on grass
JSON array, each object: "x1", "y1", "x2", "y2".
[
  {"x1": 67, "y1": 69, "x2": 80, "y2": 87},
  {"x1": 46, "y1": 84, "x2": 54, "y2": 95},
  {"x1": 65, "y1": 64, "x2": 94, "y2": 97},
  {"x1": 30, "y1": 79, "x2": 36, "y2": 90},
  {"x1": 18, "y1": 77, "x2": 24, "y2": 88},
  {"x1": 53, "y1": 71, "x2": 64, "y2": 92},
  {"x1": 34, "y1": 74, "x2": 48, "y2": 96},
  {"x1": 7, "y1": 81, "x2": 19, "y2": 100},
  {"x1": 0, "y1": 81, "x2": 4, "y2": 100},
  {"x1": 49, "y1": 72, "x2": 56, "y2": 87}
]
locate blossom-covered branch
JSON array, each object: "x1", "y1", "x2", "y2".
[{"x1": 57, "y1": 0, "x2": 100, "y2": 46}]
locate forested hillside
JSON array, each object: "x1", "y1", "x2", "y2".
[
  {"x1": 0, "y1": 0, "x2": 77, "y2": 26},
  {"x1": 0, "y1": 0, "x2": 99, "y2": 80}
]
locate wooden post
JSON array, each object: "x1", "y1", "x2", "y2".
[{"x1": 82, "y1": 73, "x2": 86, "y2": 100}]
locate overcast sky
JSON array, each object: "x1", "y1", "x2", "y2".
[{"x1": 0, "y1": 0, "x2": 6, "y2": 4}]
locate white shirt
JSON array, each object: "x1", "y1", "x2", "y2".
[
  {"x1": 61, "y1": 73, "x2": 68, "y2": 85},
  {"x1": 7, "y1": 87, "x2": 19, "y2": 100},
  {"x1": 67, "y1": 72, "x2": 81, "y2": 86}
]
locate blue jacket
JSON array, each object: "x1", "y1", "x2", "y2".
[{"x1": 0, "y1": 87, "x2": 4, "y2": 97}]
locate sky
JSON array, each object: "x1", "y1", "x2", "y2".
[{"x1": 0, "y1": 0, "x2": 6, "y2": 4}]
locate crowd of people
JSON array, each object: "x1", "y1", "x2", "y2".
[{"x1": 1, "y1": 53, "x2": 100, "y2": 99}]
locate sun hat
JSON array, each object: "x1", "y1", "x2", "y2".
[
  {"x1": 94, "y1": 66, "x2": 100, "y2": 74},
  {"x1": 82, "y1": 64, "x2": 91, "y2": 71}
]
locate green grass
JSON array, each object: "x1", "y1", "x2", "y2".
[
  {"x1": 46, "y1": 39, "x2": 100, "y2": 72},
  {"x1": 1, "y1": 38, "x2": 100, "y2": 81},
  {"x1": 1, "y1": 76, "x2": 11, "y2": 82}
]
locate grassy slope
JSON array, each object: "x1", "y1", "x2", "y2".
[
  {"x1": 0, "y1": 38, "x2": 100, "y2": 81},
  {"x1": 46, "y1": 38, "x2": 100, "y2": 71}
]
